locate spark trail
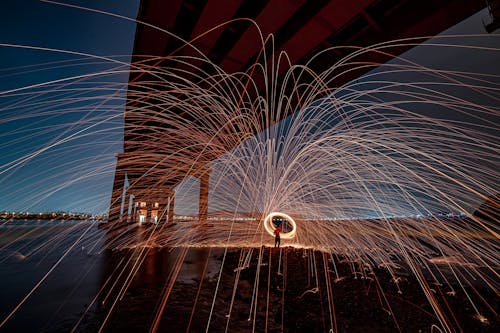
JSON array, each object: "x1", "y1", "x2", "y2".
[{"x1": 0, "y1": 11, "x2": 498, "y2": 333}]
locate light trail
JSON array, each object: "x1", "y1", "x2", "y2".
[
  {"x1": 0, "y1": 9, "x2": 498, "y2": 333},
  {"x1": 263, "y1": 212, "x2": 297, "y2": 239},
  {"x1": 0, "y1": 222, "x2": 93, "y2": 328}
]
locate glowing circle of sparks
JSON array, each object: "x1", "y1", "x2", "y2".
[{"x1": 264, "y1": 212, "x2": 297, "y2": 239}]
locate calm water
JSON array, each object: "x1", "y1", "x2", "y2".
[{"x1": 0, "y1": 220, "x2": 222, "y2": 332}]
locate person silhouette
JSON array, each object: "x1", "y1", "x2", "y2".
[{"x1": 274, "y1": 224, "x2": 282, "y2": 248}]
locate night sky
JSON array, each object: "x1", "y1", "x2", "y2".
[
  {"x1": 0, "y1": 1, "x2": 498, "y2": 215},
  {"x1": 0, "y1": 0, "x2": 140, "y2": 214}
]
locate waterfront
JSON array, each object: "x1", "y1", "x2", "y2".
[{"x1": 0, "y1": 220, "x2": 497, "y2": 332}]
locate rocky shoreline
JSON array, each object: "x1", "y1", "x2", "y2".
[{"x1": 84, "y1": 247, "x2": 498, "y2": 332}]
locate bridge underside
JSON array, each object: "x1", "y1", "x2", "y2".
[{"x1": 109, "y1": 0, "x2": 485, "y2": 223}]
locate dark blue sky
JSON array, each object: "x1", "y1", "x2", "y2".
[
  {"x1": 1, "y1": 0, "x2": 140, "y2": 81},
  {"x1": 0, "y1": 0, "x2": 139, "y2": 214},
  {"x1": 0, "y1": 2, "x2": 497, "y2": 215}
]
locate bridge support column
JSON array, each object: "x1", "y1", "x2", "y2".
[
  {"x1": 198, "y1": 172, "x2": 210, "y2": 223},
  {"x1": 123, "y1": 191, "x2": 131, "y2": 223},
  {"x1": 108, "y1": 155, "x2": 125, "y2": 224},
  {"x1": 167, "y1": 191, "x2": 175, "y2": 223},
  {"x1": 156, "y1": 199, "x2": 167, "y2": 223},
  {"x1": 132, "y1": 199, "x2": 138, "y2": 223}
]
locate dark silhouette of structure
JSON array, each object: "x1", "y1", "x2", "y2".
[
  {"x1": 473, "y1": 193, "x2": 500, "y2": 223},
  {"x1": 109, "y1": 0, "x2": 485, "y2": 224},
  {"x1": 485, "y1": 0, "x2": 500, "y2": 32}
]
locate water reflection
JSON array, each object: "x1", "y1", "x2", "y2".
[{"x1": 0, "y1": 221, "x2": 222, "y2": 332}]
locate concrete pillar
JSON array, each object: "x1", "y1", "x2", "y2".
[
  {"x1": 168, "y1": 191, "x2": 175, "y2": 223},
  {"x1": 132, "y1": 201, "x2": 138, "y2": 223},
  {"x1": 123, "y1": 191, "x2": 131, "y2": 223},
  {"x1": 108, "y1": 155, "x2": 125, "y2": 224},
  {"x1": 146, "y1": 201, "x2": 151, "y2": 223},
  {"x1": 198, "y1": 172, "x2": 210, "y2": 223},
  {"x1": 158, "y1": 199, "x2": 169, "y2": 223}
]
